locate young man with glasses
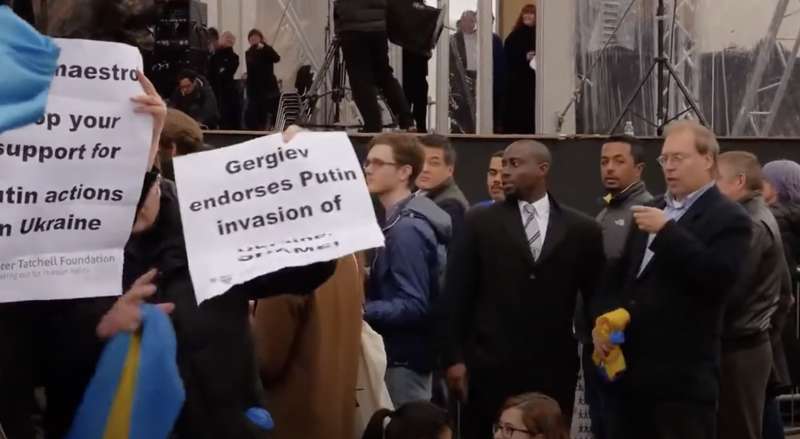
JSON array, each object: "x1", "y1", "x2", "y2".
[
  {"x1": 596, "y1": 120, "x2": 752, "y2": 439},
  {"x1": 362, "y1": 133, "x2": 452, "y2": 406}
]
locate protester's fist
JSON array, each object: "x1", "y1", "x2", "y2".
[
  {"x1": 96, "y1": 269, "x2": 174, "y2": 339},
  {"x1": 631, "y1": 205, "x2": 668, "y2": 234},
  {"x1": 282, "y1": 125, "x2": 304, "y2": 143},
  {"x1": 446, "y1": 363, "x2": 469, "y2": 402},
  {"x1": 131, "y1": 71, "x2": 167, "y2": 168}
]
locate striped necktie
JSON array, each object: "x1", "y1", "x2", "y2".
[{"x1": 523, "y1": 203, "x2": 542, "y2": 260}]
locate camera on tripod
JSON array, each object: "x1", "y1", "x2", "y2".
[{"x1": 298, "y1": 0, "x2": 444, "y2": 127}]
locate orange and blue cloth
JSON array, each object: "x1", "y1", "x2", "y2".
[{"x1": 66, "y1": 304, "x2": 185, "y2": 439}]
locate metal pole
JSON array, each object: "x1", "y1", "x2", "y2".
[
  {"x1": 435, "y1": 0, "x2": 451, "y2": 133},
  {"x1": 731, "y1": 0, "x2": 791, "y2": 135},
  {"x1": 656, "y1": 0, "x2": 666, "y2": 133},
  {"x1": 476, "y1": 0, "x2": 494, "y2": 134},
  {"x1": 763, "y1": 27, "x2": 800, "y2": 136}
]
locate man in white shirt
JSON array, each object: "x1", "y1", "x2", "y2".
[{"x1": 440, "y1": 140, "x2": 605, "y2": 439}]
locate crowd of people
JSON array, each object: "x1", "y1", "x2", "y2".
[
  {"x1": 167, "y1": 1, "x2": 539, "y2": 135},
  {"x1": 167, "y1": 27, "x2": 282, "y2": 131},
  {"x1": 5, "y1": 81, "x2": 800, "y2": 439},
  {"x1": 4, "y1": 2, "x2": 800, "y2": 439}
]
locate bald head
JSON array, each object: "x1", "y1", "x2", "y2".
[
  {"x1": 502, "y1": 140, "x2": 551, "y2": 202},
  {"x1": 506, "y1": 140, "x2": 552, "y2": 165}
]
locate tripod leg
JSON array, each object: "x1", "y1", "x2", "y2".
[
  {"x1": 300, "y1": 41, "x2": 339, "y2": 123},
  {"x1": 608, "y1": 61, "x2": 658, "y2": 134},
  {"x1": 664, "y1": 62, "x2": 709, "y2": 128}
]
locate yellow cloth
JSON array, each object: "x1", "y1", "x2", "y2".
[
  {"x1": 591, "y1": 308, "x2": 630, "y2": 381},
  {"x1": 103, "y1": 332, "x2": 142, "y2": 439}
]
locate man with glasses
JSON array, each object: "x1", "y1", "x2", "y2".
[
  {"x1": 362, "y1": 133, "x2": 451, "y2": 406},
  {"x1": 596, "y1": 120, "x2": 752, "y2": 439}
]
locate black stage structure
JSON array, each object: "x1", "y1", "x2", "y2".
[{"x1": 205, "y1": 131, "x2": 800, "y2": 215}]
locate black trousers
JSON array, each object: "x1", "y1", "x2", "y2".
[
  {"x1": 718, "y1": 339, "x2": 772, "y2": 439},
  {"x1": 217, "y1": 86, "x2": 242, "y2": 130},
  {"x1": 607, "y1": 396, "x2": 716, "y2": 439},
  {"x1": 245, "y1": 90, "x2": 278, "y2": 131},
  {"x1": 582, "y1": 344, "x2": 609, "y2": 439},
  {"x1": 339, "y1": 31, "x2": 412, "y2": 132},
  {"x1": 402, "y1": 49, "x2": 429, "y2": 132}
]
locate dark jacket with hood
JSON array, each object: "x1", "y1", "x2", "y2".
[
  {"x1": 124, "y1": 179, "x2": 335, "y2": 439},
  {"x1": 334, "y1": 0, "x2": 387, "y2": 33},
  {"x1": 365, "y1": 194, "x2": 452, "y2": 373},
  {"x1": 169, "y1": 75, "x2": 220, "y2": 129}
]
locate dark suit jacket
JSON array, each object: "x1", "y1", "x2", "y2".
[
  {"x1": 598, "y1": 185, "x2": 752, "y2": 404},
  {"x1": 441, "y1": 195, "x2": 604, "y2": 403}
]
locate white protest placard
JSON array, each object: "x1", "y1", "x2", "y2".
[
  {"x1": 0, "y1": 39, "x2": 152, "y2": 303},
  {"x1": 173, "y1": 131, "x2": 384, "y2": 303}
]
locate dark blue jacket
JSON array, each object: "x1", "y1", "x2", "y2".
[{"x1": 365, "y1": 195, "x2": 452, "y2": 373}]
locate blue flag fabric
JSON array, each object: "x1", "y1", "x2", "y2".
[
  {"x1": 66, "y1": 304, "x2": 185, "y2": 439},
  {"x1": 0, "y1": 5, "x2": 60, "y2": 133}
]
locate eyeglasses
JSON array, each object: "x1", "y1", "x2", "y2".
[
  {"x1": 657, "y1": 153, "x2": 691, "y2": 167},
  {"x1": 493, "y1": 423, "x2": 532, "y2": 438},
  {"x1": 362, "y1": 158, "x2": 399, "y2": 170}
]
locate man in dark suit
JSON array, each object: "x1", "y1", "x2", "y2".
[
  {"x1": 595, "y1": 120, "x2": 752, "y2": 439},
  {"x1": 441, "y1": 140, "x2": 605, "y2": 439}
]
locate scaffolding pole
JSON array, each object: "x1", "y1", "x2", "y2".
[
  {"x1": 435, "y1": 0, "x2": 451, "y2": 133},
  {"x1": 731, "y1": 0, "x2": 791, "y2": 136}
]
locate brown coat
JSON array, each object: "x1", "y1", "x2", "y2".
[{"x1": 253, "y1": 255, "x2": 364, "y2": 439}]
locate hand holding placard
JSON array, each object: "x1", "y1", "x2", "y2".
[{"x1": 174, "y1": 132, "x2": 384, "y2": 303}]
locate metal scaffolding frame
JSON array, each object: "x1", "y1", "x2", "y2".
[
  {"x1": 731, "y1": 0, "x2": 799, "y2": 136},
  {"x1": 663, "y1": 0, "x2": 702, "y2": 123}
]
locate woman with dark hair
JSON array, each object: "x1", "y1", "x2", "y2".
[
  {"x1": 362, "y1": 402, "x2": 452, "y2": 439},
  {"x1": 503, "y1": 3, "x2": 536, "y2": 134},
  {"x1": 245, "y1": 28, "x2": 281, "y2": 130},
  {"x1": 494, "y1": 393, "x2": 569, "y2": 439}
]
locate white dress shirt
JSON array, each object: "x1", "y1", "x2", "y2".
[{"x1": 518, "y1": 194, "x2": 550, "y2": 255}]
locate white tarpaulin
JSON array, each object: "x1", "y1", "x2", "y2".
[
  {"x1": 173, "y1": 131, "x2": 384, "y2": 303},
  {"x1": 0, "y1": 38, "x2": 152, "y2": 303}
]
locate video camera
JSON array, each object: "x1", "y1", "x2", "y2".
[{"x1": 387, "y1": 0, "x2": 446, "y2": 57}]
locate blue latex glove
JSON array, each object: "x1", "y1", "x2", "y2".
[{"x1": 0, "y1": 5, "x2": 60, "y2": 133}]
